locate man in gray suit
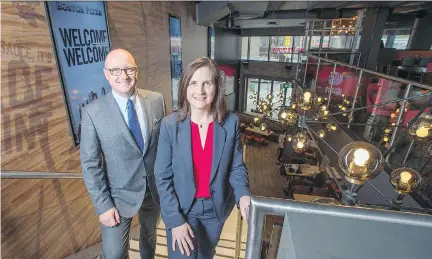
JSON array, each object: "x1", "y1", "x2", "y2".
[{"x1": 80, "y1": 49, "x2": 165, "y2": 259}]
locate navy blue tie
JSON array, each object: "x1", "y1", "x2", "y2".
[{"x1": 127, "y1": 99, "x2": 144, "y2": 151}]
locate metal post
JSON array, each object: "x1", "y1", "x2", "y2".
[
  {"x1": 327, "y1": 63, "x2": 337, "y2": 107},
  {"x1": 235, "y1": 209, "x2": 243, "y2": 259},
  {"x1": 313, "y1": 58, "x2": 321, "y2": 90},
  {"x1": 348, "y1": 70, "x2": 363, "y2": 128},
  {"x1": 244, "y1": 201, "x2": 265, "y2": 258},
  {"x1": 308, "y1": 21, "x2": 314, "y2": 51},
  {"x1": 389, "y1": 84, "x2": 411, "y2": 146},
  {"x1": 350, "y1": 9, "x2": 364, "y2": 65},
  {"x1": 318, "y1": 21, "x2": 325, "y2": 54},
  {"x1": 325, "y1": 53, "x2": 328, "y2": 59},
  {"x1": 357, "y1": 52, "x2": 362, "y2": 67},
  {"x1": 403, "y1": 139, "x2": 415, "y2": 165},
  {"x1": 303, "y1": 21, "x2": 310, "y2": 52},
  {"x1": 303, "y1": 56, "x2": 309, "y2": 88},
  {"x1": 295, "y1": 52, "x2": 300, "y2": 80}
]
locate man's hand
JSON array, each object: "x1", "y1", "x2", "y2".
[
  {"x1": 171, "y1": 223, "x2": 195, "y2": 256},
  {"x1": 239, "y1": 195, "x2": 251, "y2": 221},
  {"x1": 99, "y1": 207, "x2": 120, "y2": 227}
]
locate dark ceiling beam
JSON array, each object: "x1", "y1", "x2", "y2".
[
  {"x1": 261, "y1": 8, "x2": 360, "y2": 20},
  {"x1": 266, "y1": 1, "x2": 284, "y2": 12},
  {"x1": 336, "y1": 1, "x2": 361, "y2": 10},
  {"x1": 196, "y1": 1, "x2": 231, "y2": 26},
  {"x1": 393, "y1": 2, "x2": 432, "y2": 13},
  {"x1": 306, "y1": 2, "x2": 324, "y2": 10}
]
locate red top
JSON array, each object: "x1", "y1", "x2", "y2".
[{"x1": 191, "y1": 121, "x2": 214, "y2": 198}]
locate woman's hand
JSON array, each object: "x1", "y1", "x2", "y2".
[
  {"x1": 239, "y1": 195, "x2": 251, "y2": 221},
  {"x1": 171, "y1": 222, "x2": 195, "y2": 256}
]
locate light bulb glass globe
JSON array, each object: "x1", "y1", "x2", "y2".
[
  {"x1": 253, "y1": 116, "x2": 261, "y2": 126},
  {"x1": 408, "y1": 115, "x2": 431, "y2": 141},
  {"x1": 338, "y1": 141, "x2": 383, "y2": 184},
  {"x1": 286, "y1": 135, "x2": 292, "y2": 142},
  {"x1": 298, "y1": 90, "x2": 314, "y2": 111},
  {"x1": 318, "y1": 129, "x2": 326, "y2": 138},
  {"x1": 278, "y1": 107, "x2": 289, "y2": 122},
  {"x1": 292, "y1": 132, "x2": 310, "y2": 152},
  {"x1": 327, "y1": 124, "x2": 337, "y2": 131},
  {"x1": 260, "y1": 123, "x2": 268, "y2": 131},
  {"x1": 390, "y1": 168, "x2": 421, "y2": 195}
]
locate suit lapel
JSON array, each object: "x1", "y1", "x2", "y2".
[
  {"x1": 210, "y1": 122, "x2": 227, "y2": 184},
  {"x1": 137, "y1": 89, "x2": 152, "y2": 156},
  {"x1": 106, "y1": 93, "x2": 141, "y2": 153},
  {"x1": 178, "y1": 116, "x2": 196, "y2": 188}
]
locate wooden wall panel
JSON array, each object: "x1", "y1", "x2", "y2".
[
  {"x1": 1, "y1": 1, "x2": 207, "y2": 258},
  {"x1": 107, "y1": 1, "x2": 207, "y2": 113}
]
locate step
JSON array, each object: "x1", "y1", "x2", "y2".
[{"x1": 130, "y1": 207, "x2": 247, "y2": 259}]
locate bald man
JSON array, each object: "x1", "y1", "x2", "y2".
[{"x1": 80, "y1": 49, "x2": 165, "y2": 258}]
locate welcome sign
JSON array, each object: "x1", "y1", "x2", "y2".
[{"x1": 46, "y1": 1, "x2": 111, "y2": 145}]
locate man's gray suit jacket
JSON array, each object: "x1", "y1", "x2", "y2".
[{"x1": 80, "y1": 88, "x2": 165, "y2": 218}]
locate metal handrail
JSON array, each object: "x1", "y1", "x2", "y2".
[
  {"x1": 245, "y1": 196, "x2": 432, "y2": 259},
  {"x1": 1, "y1": 171, "x2": 83, "y2": 179},
  {"x1": 307, "y1": 54, "x2": 432, "y2": 91}
]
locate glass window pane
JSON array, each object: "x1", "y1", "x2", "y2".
[
  {"x1": 249, "y1": 36, "x2": 269, "y2": 61},
  {"x1": 270, "y1": 36, "x2": 293, "y2": 62},
  {"x1": 246, "y1": 78, "x2": 259, "y2": 112},
  {"x1": 393, "y1": 35, "x2": 410, "y2": 49},
  {"x1": 259, "y1": 79, "x2": 272, "y2": 99},
  {"x1": 241, "y1": 37, "x2": 248, "y2": 60}
]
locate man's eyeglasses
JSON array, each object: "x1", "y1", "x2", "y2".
[{"x1": 104, "y1": 67, "x2": 137, "y2": 76}]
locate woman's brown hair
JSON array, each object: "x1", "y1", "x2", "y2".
[{"x1": 177, "y1": 57, "x2": 227, "y2": 123}]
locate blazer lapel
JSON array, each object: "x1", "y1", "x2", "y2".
[
  {"x1": 106, "y1": 93, "x2": 141, "y2": 153},
  {"x1": 137, "y1": 89, "x2": 152, "y2": 156},
  {"x1": 210, "y1": 122, "x2": 227, "y2": 184},
  {"x1": 178, "y1": 116, "x2": 196, "y2": 188}
]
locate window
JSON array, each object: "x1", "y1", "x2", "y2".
[
  {"x1": 244, "y1": 78, "x2": 292, "y2": 119},
  {"x1": 259, "y1": 79, "x2": 272, "y2": 99},
  {"x1": 246, "y1": 78, "x2": 259, "y2": 112},
  {"x1": 271, "y1": 80, "x2": 291, "y2": 119},
  {"x1": 241, "y1": 37, "x2": 248, "y2": 60},
  {"x1": 270, "y1": 36, "x2": 293, "y2": 62},
  {"x1": 393, "y1": 35, "x2": 410, "y2": 49},
  {"x1": 169, "y1": 15, "x2": 182, "y2": 110},
  {"x1": 249, "y1": 36, "x2": 269, "y2": 61},
  {"x1": 329, "y1": 36, "x2": 354, "y2": 49}
]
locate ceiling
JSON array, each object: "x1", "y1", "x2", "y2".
[{"x1": 200, "y1": 1, "x2": 432, "y2": 29}]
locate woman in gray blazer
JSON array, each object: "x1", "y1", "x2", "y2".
[{"x1": 155, "y1": 57, "x2": 251, "y2": 258}]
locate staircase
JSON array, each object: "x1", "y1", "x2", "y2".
[
  {"x1": 65, "y1": 208, "x2": 247, "y2": 259},
  {"x1": 129, "y1": 207, "x2": 248, "y2": 258}
]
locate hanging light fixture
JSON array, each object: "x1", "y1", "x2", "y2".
[
  {"x1": 253, "y1": 116, "x2": 261, "y2": 126},
  {"x1": 338, "y1": 141, "x2": 383, "y2": 185},
  {"x1": 327, "y1": 123, "x2": 337, "y2": 131},
  {"x1": 286, "y1": 134, "x2": 292, "y2": 142},
  {"x1": 278, "y1": 107, "x2": 298, "y2": 125},
  {"x1": 390, "y1": 168, "x2": 422, "y2": 205},
  {"x1": 260, "y1": 123, "x2": 268, "y2": 131},
  {"x1": 298, "y1": 90, "x2": 313, "y2": 110},
  {"x1": 408, "y1": 114, "x2": 431, "y2": 141},
  {"x1": 292, "y1": 132, "x2": 310, "y2": 152},
  {"x1": 318, "y1": 129, "x2": 326, "y2": 138}
]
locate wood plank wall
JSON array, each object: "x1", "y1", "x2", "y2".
[{"x1": 1, "y1": 2, "x2": 206, "y2": 258}]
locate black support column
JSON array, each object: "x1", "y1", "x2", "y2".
[
  {"x1": 358, "y1": 7, "x2": 390, "y2": 70},
  {"x1": 407, "y1": 12, "x2": 432, "y2": 50}
]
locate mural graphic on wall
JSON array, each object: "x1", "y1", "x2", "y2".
[{"x1": 46, "y1": 1, "x2": 111, "y2": 145}]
